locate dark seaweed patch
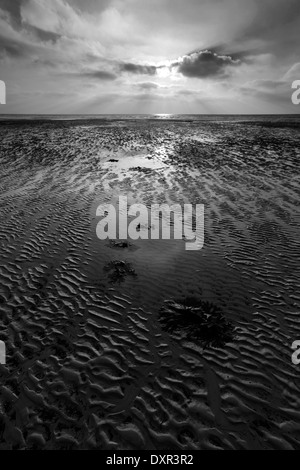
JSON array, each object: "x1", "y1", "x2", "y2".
[
  {"x1": 103, "y1": 260, "x2": 137, "y2": 284},
  {"x1": 108, "y1": 240, "x2": 131, "y2": 249},
  {"x1": 159, "y1": 296, "x2": 234, "y2": 347},
  {"x1": 129, "y1": 166, "x2": 153, "y2": 174}
]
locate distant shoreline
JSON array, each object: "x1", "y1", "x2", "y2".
[
  {"x1": 0, "y1": 114, "x2": 299, "y2": 130},
  {"x1": 0, "y1": 113, "x2": 300, "y2": 123}
]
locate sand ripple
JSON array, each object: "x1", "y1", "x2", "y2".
[{"x1": 0, "y1": 118, "x2": 299, "y2": 449}]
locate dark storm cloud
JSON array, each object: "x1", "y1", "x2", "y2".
[
  {"x1": 0, "y1": 27, "x2": 58, "y2": 61},
  {"x1": 0, "y1": 0, "x2": 61, "y2": 60},
  {"x1": 0, "y1": 0, "x2": 23, "y2": 26},
  {"x1": 118, "y1": 49, "x2": 241, "y2": 79},
  {"x1": 120, "y1": 63, "x2": 157, "y2": 75},
  {"x1": 173, "y1": 50, "x2": 240, "y2": 78},
  {"x1": 26, "y1": 25, "x2": 61, "y2": 43},
  {"x1": 59, "y1": 69, "x2": 117, "y2": 81},
  {"x1": 0, "y1": 32, "x2": 29, "y2": 58},
  {"x1": 238, "y1": 0, "x2": 300, "y2": 56},
  {"x1": 202, "y1": 45, "x2": 250, "y2": 63},
  {"x1": 80, "y1": 70, "x2": 117, "y2": 80}
]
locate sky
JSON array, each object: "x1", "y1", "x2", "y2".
[{"x1": 0, "y1": 0, "x2": 300, "y2": 114}]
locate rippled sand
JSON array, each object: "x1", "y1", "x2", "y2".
[{"x1": 0, "y1": 118, "x2": 300, "y2": 449}]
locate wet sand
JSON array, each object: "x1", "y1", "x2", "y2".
[{"x1": 0, "y1": 117, "x2": 300, "y2": 449}]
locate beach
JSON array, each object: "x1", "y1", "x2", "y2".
[{"x1": 0, "y1": 115, "x2": 299, "y2": 449}]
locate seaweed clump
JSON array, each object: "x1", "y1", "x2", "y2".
[
  {"x1": 159, "y1": 296, "x2": 234, "y2": 348},
  {"x1": 104, "y1": 260, "x2": 137, "y2": 284},
  {"x1": 129, "y1": 166, "x2": 153, "y2": 174},
  {"x1": 109, "y1": 240, "x2": 131, "y2": 249}
]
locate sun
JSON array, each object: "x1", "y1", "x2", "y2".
[{"x1": 157, "y1": 66, "x2": 172, "y2": 78}]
